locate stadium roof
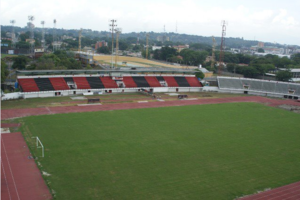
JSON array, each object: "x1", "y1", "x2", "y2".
[{"x1": 16, "y1": 69, "x2": 197, "y2": 76}]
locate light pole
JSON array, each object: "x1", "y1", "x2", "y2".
[{"x1": 109, "y1": 19, "x2": 117, "y2": 68}]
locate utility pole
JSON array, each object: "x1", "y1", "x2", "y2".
[
  {"x1": 78, "y1": 28, "x2": 82, "y2": 52},
  {"x1": 211, "y1": 36, "x2": 216, "y2": 69},
  {"x1": 218, "y1": 20, "x2": 227, "y2": 75},
  {"x1": 10, "y1": 20, "x2": 16, "y2": 48},
  {"x1": 28, "y1": 16, "x2": 35, "y2": 58},
  {"x1": 146, "y1": 33, "x2": 149, "y2": 59},
  {"x1": 115, "y1": 28, "x2": 122, "y2": 68},
  {"x1": 109, "y1": 19, "x2": 117, "y2": 68},
  {"x1": 53, "y1": 19, "x2": 57, "y2": 52}
]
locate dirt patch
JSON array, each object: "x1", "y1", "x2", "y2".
[{"x1": 277, "y1": 104, "x2": 300, "y2": 113}]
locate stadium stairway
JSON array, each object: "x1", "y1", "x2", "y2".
[
  {"x1": 18, "y1": 78, "x2": 40, "y2": 92},
  {"x1": 34, "y1": 78, "x2": 55, "y2": 91},
  {"x1": 73, "y1": 77, "x2": 91, "y2": 89},
  {"x1": 49, "y1": 77, "x2": 70, "y2": 90}
]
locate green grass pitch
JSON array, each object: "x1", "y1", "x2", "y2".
[{"x1": 20, "y1": 103, "x2": 300, "y2": 200}]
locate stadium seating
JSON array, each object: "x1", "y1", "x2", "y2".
[
  {"x1": 132, "y1": 77, "x2": 150, "y2": 87},
  {"x1": 163, "y1": 76, "x2": 179, "y2": 87},
  {"x1": 64, "y1": 77, "x2": 74, "y2": 83},
  {"x1": 86, "y1": 77, "x2": 105, "y2": 89},
  {"x1": 218, "y1": 77, "x2": 300, "y2": 96},
  {"x1": 17, "y1": 75, "x2": 202, "y2": 92},
  {"x1": 73, "y1": 77, "x2": 91, "y2": 89},
  {"x1": 34, "y1": 78, "x2": 55, "y2": 91},
  {"x1": 156, "y1": 76, "x2": 165, "y2": 82},
  {"x1": 49, "y1": 78, "x2": 69, "y2": 90},
  {"x1": 100, "y1": 77, "x2": 118, "y2": 88},
  {"x1": 185, "y1": 77, "x2": 202, "y2": 87},
  {"x1": 174, "y1": 77, "x2": 190, "y2": 87},
  {"x1": 144, "y1": 76, "x2": 161, "y2": 87},
  {"x1": 123, "y1": 77, "x2": 137, "y2": 88},
  {"x1": 18, "y1": 78, "x2": 40, "y2": 92}
]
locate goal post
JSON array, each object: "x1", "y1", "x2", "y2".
[{"x1": 32, "y1": 137, "x2": 44, "y2": 157}]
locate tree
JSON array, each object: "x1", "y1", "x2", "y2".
[
  {"x1": 195, "y1": 69, "x2": 205, "y2": 79},
  {"x1": 12, "y1": 56, "x2": 29, "y2": 70},
  {"x1": 242, "y1": 67, "x2": 259, "y2": 78},
  {"x1": 97, "y1": 46, "x2": 110, "y2": 54},
  {"x1": 258, "y1": 48, "x2": 265, "y2": 53},
  {"x1": 276, "y1": 70, "x2": 292, "y2": 82},
  {"x1": 1, "y1": 60, "x2": 9, "y2": 83},
  {"x1": 291, "y1": 53, "x2": 300, "y2": 65}
]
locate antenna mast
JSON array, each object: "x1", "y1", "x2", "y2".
[
  {"x1": 28, "y1": 16, "x2": 35, "y2": 57},
  {"x1": 218, "y1": 20, "x2": 227, "y2": 75},
  {"x1": 10, "y1": 20, "x2": 16, "y2": 48}
]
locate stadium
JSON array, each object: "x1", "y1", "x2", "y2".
[{"x1": 1, "y1": 69, "x2": 300, "y2": 200}]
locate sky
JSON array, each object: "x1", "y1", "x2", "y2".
[{"x1": 1, "y1": 0, "x2": 300, "y2": 45}]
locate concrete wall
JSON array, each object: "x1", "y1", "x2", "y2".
[
  {"x1": 16, "y1": 87, "x2": 202, "y2": 100},
  {"x1": 1, "y1": 92, "x2": 23, "y2": 100}
]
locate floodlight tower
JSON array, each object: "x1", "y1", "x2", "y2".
[
  {"x1": 146, "y1": 33, "x2": 149, "y2": 59},
  {"x1": 53, "y1": 19, "x2": 57, "y2": 52},
  {"x1": 109, "y1": 19, "x2": 117, "y2": 68},
  {"x1": 28, "y1": 16, "x2": 35, "y2": 57},
  {"x1": 41, "y1": 21, "x2": 45, "y2": 50},
  {"x1": 10, "y1": 20, "x2": 16, "y2": 48},
  {"x1": 115, "y1": 28, "x2": 122, "y2": 68},
  {"x1": 218, "y1": 20, "x2": 227, "y2": 75}
]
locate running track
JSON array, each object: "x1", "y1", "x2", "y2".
[
  {"x1": 2, "y1": 96, "x2": 300, "y2": 120},
  {"x1": 1, "y1": 132, "x2": 52, "y2": 200}
]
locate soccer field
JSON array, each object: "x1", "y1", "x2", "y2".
[{"x1": 20, "y1": 103, "x2": 300, "y2": 200}]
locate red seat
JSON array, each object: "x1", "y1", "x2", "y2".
[
  {"x1": 123, "y1": 77, "x2": 137, "y2": 88},
  {"x1": 49, "y1": 78, "x2": 69, "y2": 90},
  {"x1": 18, "y1": 79, "x2": 40, "y2": 92},
  {"x1": 144, "y1": 77, "x2": 161, "y2": 87},
  {"x1": 185, "y1": 77, "x2": 202, "y2": 87},
  {"x1": 73, "y1": 77, "x2": 91, "y2": 89},
  {"x1": 163, "y1": 76, "x2": 179, "y2": 87},
  {"x1": 100, "y1": 77, "x2": 118, "y2": 88}
]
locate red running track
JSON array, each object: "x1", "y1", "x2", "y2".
[
  {"x1": 1, "y1": 132, "x2": 52, "y2": 200},
  {"x1": 239, "y1": 181, "x2": 300, "y2": 200},
  {"x1": 1, "y1": 123, "x2": 21, "y2": 128},
  {"x1": 2, "y1": 96, "x2": 300, "y2": 120}
]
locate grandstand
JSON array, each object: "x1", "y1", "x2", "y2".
[
  {"x1": 16, "y1": 74, "x2": 202, "y2": 99},
  {"x1": 217, "y1": 77, "x2": 300, "y2": 99}
]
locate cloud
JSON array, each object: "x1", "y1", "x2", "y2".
[{"x1": 1, "y1": 0, "x2": 299, "y2": 45}]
